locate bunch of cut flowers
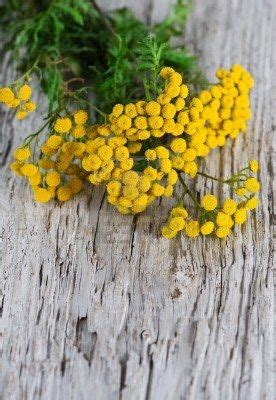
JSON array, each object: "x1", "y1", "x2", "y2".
[{"x1": 0, "y1": 0, "x2": 259, "y2": 239}]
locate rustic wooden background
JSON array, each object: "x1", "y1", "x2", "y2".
[{"x1": 0, "y1": 0, "x2": 275, "y2": 399}]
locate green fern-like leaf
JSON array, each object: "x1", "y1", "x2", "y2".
[{"x1": 0, "y1": 0, "x2": 205, "y2": 116}]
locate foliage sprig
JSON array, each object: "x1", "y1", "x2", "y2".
[{"x1": 0, "y1": 0, "x2": 204, "y2": 113}]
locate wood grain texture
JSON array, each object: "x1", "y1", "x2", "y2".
[{"x1": 0, "y1": 1, "x2": 275, "y2": 399}]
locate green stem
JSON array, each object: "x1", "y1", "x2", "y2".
[
  {"x1": 143, "y1": 77, "x2": 151, "y2": 101},
  {"x1": 178, "y1": 174, "x2": 201, "y2": 208},
  {"x1": 68, "y1": 94, "x2": 107, "y2": 119},
  {"x1": 12, "y1": 57, "x2": 40, "y2": 85},
  {"x1": 23, "y1": 111, "x2": 58, "y2": 146},
  {"x1": 197, "y1": 171, "x2": 236, "y2": 184},
  {"x1": 197, "y1": 171, "x2": 224, "y2": 182},
  {"x1": 90, "y1": 104, "x2": 107, "y2": 119}
]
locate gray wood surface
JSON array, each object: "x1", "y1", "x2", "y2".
[{"x1": 0, "y1": 1, "x2": 275, "y2": 399}]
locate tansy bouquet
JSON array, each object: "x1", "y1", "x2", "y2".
[{"x1": 0, "y1": 1, "x2": 260, "y2": 240}]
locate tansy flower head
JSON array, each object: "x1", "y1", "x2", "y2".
[
  {"x1": 185, "y1": 220, "x2": 200, "y2": 237},
  {"x1": 145, "y1": 149, "x2": 157, "y2": 161},
  {"x1": 234, "y1": 208, "x2": 247, "y2": 224},
  {"x1": 16, "y1": 111, "x2": 27, "y2": 120},
  {"x1": 183, "y1": 161, "x2": 198, "y2": 178},
  {"x1": 117, "y1": 115, "x2": 132, "y2": 130},
  {"x1": 161, "y1": 225, "x2": 178, "y2": 239},
  {"x1": 6, "y1": 98, "x2": 20, "y2": 108},
  {"x1": 114, "y1": 146, "x2": 129, "y2": 162},
  {"x1": 167, "y1": 169, "x2": 178, "y2": 185},
  {"x1": 125, "y1": 103, "x2": 138, "y2": 118},
  {"x1": 135, "y1": 101, "x2": 146, "y2": 115},
  {"x1": 29, "y1": 172, "x2": 42, "y2": 186},
  {"x1": 151, "y1": 182, "x2": 165, "y2": 197},
  {"x1": 170, "y1": 138, "x2": 186, "y2": 153},
  {"x1": 34, "y1": 188, "x2": 52, "y2": 203},
  {"x1": 244, "y1": 177, "x2": 260, "y2": 193},
  {"x1": 169, "y1": 216, "x2": 185, "y2": 231},
  {"x1": 18, "y1": 84, "x2": 32, "y2": 101},
  {"x1": 69, "y1": 177, "x2": 83, "y2": 194},
  {"x1": 157, "y1": 93, "x2": 171, "y2": 105},
  {"x1": 13, "y1": 147, "x2": 30, "y2": 161},
  {"x1": 155, "y1": 146, "x2": 169, "y2": 159},
  {"x1": 45, "y1": 171, "x2": 61, "y2": 187},
  {"x1": 107, "y1": 180, "x2": 122, "y2": 197},
  {"x1": 145, "y1": 101, "x2": 161, "y2": 117},
  {"x1": 82, "y1": 154, "x2": 102, "y2": 171},
  {"x1": 216, "y1": 212, "x2": 233, "y2": 228},
  {"x1": 222, "y1": 198, "x2": 237, "y2": 215},
  {"x1": 165, "y1": 83, "x2": 180, "y2": 98},
  {"x1": 199, "y1": 90, "x2": 212, "y2": 104},
  {"x1": 10, "y1": 161, "x2": 24, "y2": 176},
  {"x1": 200, "y1": 221, "x2": 214, "y2": 235},
  {"x1": 23, "y1": 101, "x2": 36, "y2": 112},
  {"x1": 162, "y1": 103, "x2": 176, "y2": 119},
  {"x1": 0, "y1": 87, "x2": 14, "y2": 104},
  {"x1": 159, "y1": 66, "x2": 174, "y2": 79},
  {"x1": 216, "y1": 227, "x2": 230, "y2": 238},
  {"x1": 179, "y1": 84, "x2": 189, "y2": 98},
  {"x1": 170, "y1": 207, "x2": 188, "y2": 218},
  {"x1": 47, "y1": 135, "x2": 63, "y2": 149},
  {"x1": 72, "y1": 125, "x2": 86, "y2": 138},
  {"x1": 38, "y1": 159, "x2": 55, "y2": 170},
  {"x1": 98, "y1": 124, "x2": 111, "y2": 137},
  {"x1": 54, "y1": 117, "x2": 72, "y2": 133},
  {"x1": 201, "y1": 194, "x2": 218, "y2": 211},
  {"x1": 236, "y1": 187, "x2": 247, "y2": 196},
  {"x1": 175, "y1": 97, "x2": 185, "y2": 111},
  {"x1": 164, "y1": 185, "x2": 174, "y2": 197},
  {"x1": 57, "y1": 186, "x2": 72, "y2": 202},
  {"x1": 148, "y1": 116, "x2": 164, "y2": 130},
  {"x1": 74, "y1": 110, "x2": 88, "y2": 125},
  {"x1": 160, "y1": 159, "x2": 172, "y2": 173},
  {"x1": 170, "y1": 72, "x2": 182, "y2": 86},
  {"x1": 133, "y1": 116, "x2": 147, "y2": 130},
  {"x1": 137, "y1": 176, "x2": 151, "y2": 193},
  {"x1": 249, "y1": 159, "x2": 259, "y2": 173},
  {"x1": 246, "y1": 197, "x2": 259, "y2": 210},
  {"x1": 112, "y1": 104, "x2": 124, "y2": 117},
  {"x1": 122, "y1": 185, "x2": 139, "y2": 200},
  {"x1": 21, "y1": 163, "x2": 39, "y2": 177},
  {"x1": 97, "y1": 145, "x2": 113, "y2": 161},
  {"x1": 120, "y1": 158, "x2": 134, "y2": 170}
]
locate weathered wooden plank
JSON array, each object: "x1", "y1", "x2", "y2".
[{"x1": 0, "y1": 1, "x2": 274, "y2": 399}]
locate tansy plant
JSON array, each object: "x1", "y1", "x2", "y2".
[{"x1": 1, "y1": 2, "x2": 260, "y2": 240}]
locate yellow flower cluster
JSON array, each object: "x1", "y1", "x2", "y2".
[
  {"x1": 162, "y1": 160, "x2": 260, "y2": 239},
  {"x1": 10, "y1": 110, "x2": 91, "y2": 202},
  {"x1": 107, "y1": 171, "x2": 154, "y2": 214},
  {"x1": 162, "y1": 194, "x2": 259, "y2": 239},
  {"x1": 169, "y1": 137, "x2": 198, "y2": 178},
  {"x1": 109, "y1": 68, "x2": 188, "y2": 142},
  {"x1": 107, "y1": 64, "x2": 253, "y2": 180},
  {"x1": 82, "y1": 125, "x2": 133, "y2": 186},
  {"x1": 106, "y1": 145, "x2": 178, "y2": 214},
  {"x1": 162, "y1": 64, "x2": 253, "y2": 172},
  {"x1": 0, "y1": 84, "x2": 36, "y2": 120},
  {"x1": 161, "y1": 206, "x2": 189, "y2": 238},
  {"x1": 194, "y1": 64, "x2": 254, "y2": 149}
]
